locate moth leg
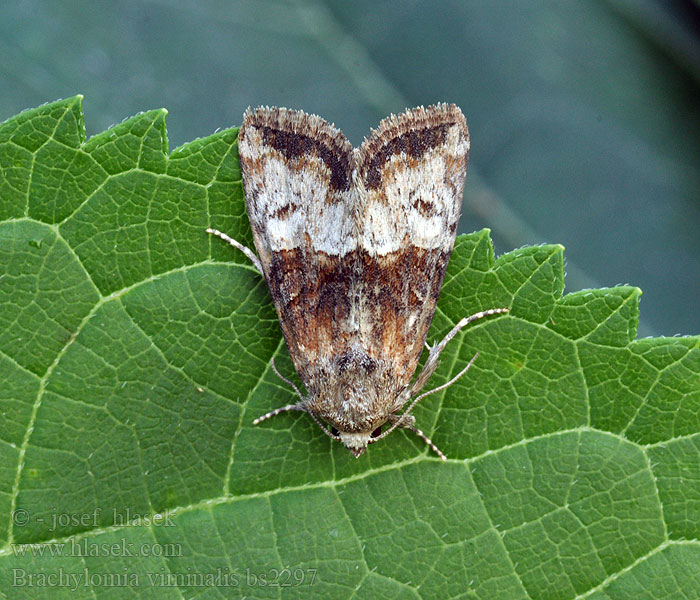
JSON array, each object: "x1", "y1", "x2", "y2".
[
  {"x1": 379, "y1": 352, "x2": 479, "y2": 443},
  {"x1": 410, "y1": 307, "x2": 510, "y2": 397},
  {"x1": 253, "y1": 358, "x2": 308, "y2": 424},
  {"x1": 403, "y1": 425, "x2": 447, "y2": 461},
  {"x1": 378, "y1": 307, "x2": 509, "y2": 447},
  {"x1": 385, "y1": 414, "x2": 447, "y2": 461},
  {"x1": 255, "y1": 360, "x2": 341, "y2": 442},
  {"x1": 206, "y1": 227, "x2": 263, "y2": 275},
  {"x1": 270, "y1": 357, "x2": 304, "y2": 401}
]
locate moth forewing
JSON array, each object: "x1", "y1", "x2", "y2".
[{"x1": 210, "y1": 104, "x2": 509, "y2": 460}]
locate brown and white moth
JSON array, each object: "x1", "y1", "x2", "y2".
[{"x1": 208, "y1": 104, "x2": 508, "y2": 460}]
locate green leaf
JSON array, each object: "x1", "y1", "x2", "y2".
[{"x1": 1, "y1": 97, "x2": 699, "y2": 598}]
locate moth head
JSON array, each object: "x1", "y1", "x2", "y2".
[
  {"x1": 260, "y1": 404, "x2": 445, "y2": 460},
  {"x1": 335, "y1": 425, "x2": 385, "y2": 458},
  {"x1": 309, "y1": 409, "x2": 447, "y2": 460},
  {"x1": 305, "y1": 410, "x2": 388, "y2": 457}
]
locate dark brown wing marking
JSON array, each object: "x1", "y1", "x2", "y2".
[
  {"x1": 238, "y1": 107, "x2": 356, "y2": 382},
  {"x1": 352, "y1": 104, "x2": 469, "y2": 388}
]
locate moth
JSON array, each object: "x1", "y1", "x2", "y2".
[{"x1": 208, "y1": 104, "x2": 508, "y2": 460}]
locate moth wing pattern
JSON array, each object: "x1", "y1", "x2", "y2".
[
  {"x1": 353, "y1": 104, "x2": 469, "y2": 392},
  {"x1": 237, "y1": 107, "x2": 356, "y2": 381},
  {"x1": 237, "y1": 104, "x2": 472, "y2": 442}
]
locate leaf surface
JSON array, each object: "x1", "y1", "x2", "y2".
[{"x1": 1, "y1": 97, "x2": 699, "y2": 599}]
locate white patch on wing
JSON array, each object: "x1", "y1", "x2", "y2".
[
  {"x1": 361, "y1": 198, "x2": 399, "y2": 254},
  {"x1": 251, "y1": 155, "x2": 356, "y2": 255},
  {"x1": 359, "y1": 143, "x2": 463, "y2": 255}
]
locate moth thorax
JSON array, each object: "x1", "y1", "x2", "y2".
[{"x1": 325, "y1": 351, "x2": 395, "y2": 430}]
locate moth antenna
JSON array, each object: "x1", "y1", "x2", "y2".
[
  {"x1": 437, "y1": 307, "x2": 510, "y2": 355},
  {"x1": 270, "y1": 357, "x2": 304, "y2": 401},
  {"x1": 374, "y1": 352, "x2": 480, "y2": 443},
  {"x1": 410, "y1": 307, "x2": 509, "y2": 396},
  {"x1": 252, "y1": 403, "x2": 306, "y2": 425},
  {"x1": 206, "y1": 227, "x2": 263, "y2": 274},
  {"x1": 403, "y1": 424, "x2": 447, "y2": 461}
]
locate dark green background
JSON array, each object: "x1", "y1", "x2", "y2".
[{"x1": 1, "y1": 0, "x2": 698, "y2": 336}]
